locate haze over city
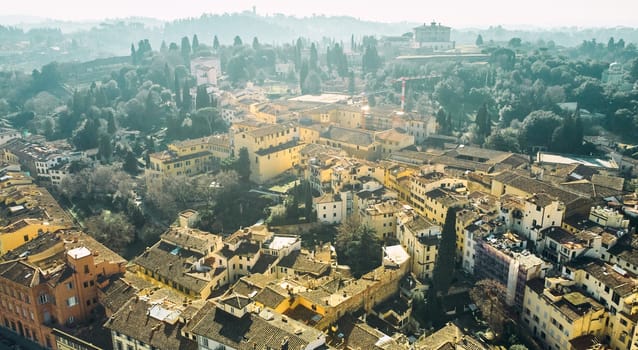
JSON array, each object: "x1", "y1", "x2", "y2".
[
  {"x1": 5, "y1": 0, "x2": 638, "y2": 27},
  {"x1": 2, "y1": 1, "x2": 638, "y2": 350}
]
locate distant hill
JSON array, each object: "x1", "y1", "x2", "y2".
[{"x1": 2, "y1": 12, "x2": 638, "y2": 72}]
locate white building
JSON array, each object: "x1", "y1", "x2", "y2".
[
  {"x1": 314, "y1": 193, "x2": 343, "y2": 224},
  {"x1": 191, "y1": 57, "x2": 222, "y2": 86},
  {"x1": 500, "y1": 193, "x2": 565, "y2": 244},
  {"x1": 0, "y1": 128, "x2": 21, "y2": 146},
  {"x1": 589, "y1": 206, "x2": 630, "y2": 229}
]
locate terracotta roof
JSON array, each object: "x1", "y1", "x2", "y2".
[
  {"x1": 104, "y1": 297, "x2": 197, "y2": 350},
  {"x1": 189, "y1": 303, "x2": 324, "y2": 349}
]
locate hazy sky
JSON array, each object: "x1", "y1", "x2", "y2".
[{"x1": 5, "y1": 0, "x2": 638, "y2": 27}]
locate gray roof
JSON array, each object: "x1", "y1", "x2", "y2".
[
  {"x1": 104, "y1": 298, "x2": 197, "y2": 350},
  {"x1": 321, "y1": 126, "x2": 376, "y2": 147},
  {"x1": 189, "y1": 303, "x2": 324, "y2": 349}
]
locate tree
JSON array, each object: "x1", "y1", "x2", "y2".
[
  {"x1": 160, "y1": 40, "x2": 167, "y2": 53},
  {"x1": 303, "y1": 71, "x2": 322, "y2": 95},
  {"x1": 131, "y1": 43, "x2": 137, "y2": 65},
  {"x1": 233, "y1": 35, "x2": 243, "y2": 47},
  {"x1": 195, "y1": 85, "x2": 211, "y2": 109},
  {"x1": 519, "y1": 110, "x2": 562, "y2": 153},
  {"x1": 348, "y1": 71, "x2": 355, "y2": 97},
  {"x1": 97, "y1": 133, "x2": 113, "y2": 164},
  {"x1": 470, "y1": 279, "x2": 509, "y2": 335},
  {"x1": 475, "y1": 103, "x2": 491, "y2": 138},
  {"x1": 362, "y1": 45, "x2": 381, "y2": 75},
  {"x1": 309, "y1": 43, "x2": 318, "y2": 70},
  {"x1": 235, "y1": 147, "x2": 251, "y2": 182},
  {"x1": 252, "y1": 36, "x2": 260, "y2": 51},
  {"x1": 181, "y1": 36, "x2": 191, "y2": 66},
  {"x1": 434, "y1": 77, "x2": 465, "y2": 119},
  {"x1": 213, "y1": 35, "x2": 220, "y2": 50},
  {"x1": 551, "y1": 113, "x2": 583, "y2": 154},
  {"x1": 191, "y1": 107, "x2": 224, "y2": 136},
  {"x1": 85, "y1": 211, "x2": 135, "y2": 254},
  {"x1": 299, "y1": 60, "x2": 309, "y2": 93},
  {"x1": 423, "y1": 207, "x2": 458, "y2": 326},
  {"x1": 436, "y1": 108, "x2": 448, "y2": 133},
  {"x1": 335, "y1": 217, "x2": 382, "y2": 278},
  {"x1": 73, "y1": 117, "x2": 100, "y2": 150},
  {"x1": 484, "y1": 129, "x2": 521, "y2": 153},
  {"x1": 31, "y1": 62, "x2": 63, "y2": 92},
  {"x1": 508, "y1": 37, "x2": 522, "y2": 48},
  {"x1": 181, "y1": 80, "x2": 192, "y2": 112},
  {"x1": 574, "y1": 79, "x2": 606, "y2": 112},
  {"x1": 123, "y1": 150, "x2": 139, "y2": 175},
  {"x1": 476, "y1": 34, "x2": 484, "y2": 46},
  {"x1": 192, "y1": 34, "x2": 199, "y2": 52},
  {"x1": 106, "y1": 110, "x2": 117, "y2": 134}
]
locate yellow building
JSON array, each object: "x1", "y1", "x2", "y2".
[
  {"x1": 147, "y1": 135, "x2": 231, "y2": 178},
  {"x1": 249, "y1": 102, "x2": 288, "y2": 124},
  {"x1": 523, "y1": 278, "x2": 608, "y2": 350},
  {"x1": 409, "y1": 173, "x2": 468, "y2": 224},
  {"x1": 234, "y1": 123, "x2": 303, "y2": 184},
  {"x1": 376, "y1": 128, "x2": 415, "y2": 155},
  {"x1": 0, "y1": 218, "x2": 68, "y2": 254},
  {"x1": 298, "y1": 123, "x2": 322, "y2": 144},
  {"x1": 319, "y1": 125, "x2": 381, "y2": 161},
  {"x1": 563, "y1": 260, "x2": 638, "y2": 350},
  {"x1": 384, "y1": 164, "x2": 416, "y2": 203},
  {"x1": 133, "y1": 224, "x2": 224, "y2": 300},
  {"x1": 397, "y1": 211, "x2": 442, "y2": 281},
  {"x1": 359, "y1": 199, "x2": 405, "y2": 240},
  {"x1": 455, "y1": 208, "x2": 480, "y2": 258}
]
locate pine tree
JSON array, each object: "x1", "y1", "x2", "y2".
[
  {"x1": 235, "y1": 147, "x2": 251, "y2": 182},
  {"x1": 195, "y1": 85, "x2": 211, "y2": 110},
  {"x1": 299, "y1": 61, "x2": 309, "y2": 94},
  {"x1": 252, "y1": 37, "x2": 260, "y2": 50},
  {"x1": 476, "y1": 103, "x2": 491, "y2": 137},
  {"x1": 130, "y1": 43, "x2": 137, "y2": 65},
  {"x1": 310, "y1": 43, "x2": 318, "y2": 70},
  {"x1": 174, "y1": 75, "x2": 182, "y2": 107},
  {"x1": 123, "y1": 150, "x2": 139, "y2": 175},
  {"x1": 213, "y1": 35, "x2": 220, "y2": 50},
  {"x1": 233, "y1": 35, "x2": 243, "y2": 47},
  {"x1": 192, "y1": 34, "x2": 199, "y2": 52},
  {"x1": 181, "y1": 80, "x2": 191, "y2": 112},
  {"x1": 160, "y1": 40, "x2": 168, "y2": 53},
  {"x1": 97, "y1": 133, "x2": 112, "y2": 164},
  {"x1": 348, "y1": 71, "x2": 355, "y2": 96},
  {"x1": 107, "y1": 112, "x2": 117, "y2": 134},
  {"x1": 476, "y1": 34, "x2": 484, "y2": 46},
  {"x1": 181, "y1": 36, "x2": 191, "y2": 67}
]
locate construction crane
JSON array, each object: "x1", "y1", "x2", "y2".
[
  {"x1": 398, "y1": 75, "x2": 440, "y2": 111},
  {"x1": 362, "y1": 74, "x2": 440, "y2": 111}
]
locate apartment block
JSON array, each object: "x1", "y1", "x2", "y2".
[{"x1": 0, "y1": 230, "x2": 126, "y2": 350}]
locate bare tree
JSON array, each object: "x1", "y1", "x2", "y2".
[{"x1": 470, "y1": 279, "x2": 509, "y2": 335}]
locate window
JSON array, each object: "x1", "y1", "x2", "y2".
[
  {"x1": 66, "y1": 282, "x2": 74, "y2": 290},
  {"x1": 84, "y1": 265, "x2": 89, "y2": 274},
  {"x1": 66, "y1": 296, "x2": 78, "y2": 307}
]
